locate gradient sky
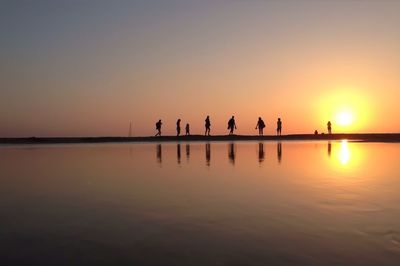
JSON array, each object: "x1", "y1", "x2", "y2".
[{"x1": 1, "y1": 0, "x2": 399, "y2": 137}]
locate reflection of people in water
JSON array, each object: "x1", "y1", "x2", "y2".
[
  {"x1": 277, "y1": 142, "x2": 282, "y2": 163},
  {"x1": 156, "y1": 144, "x2": 162, "y2": 163},
  {"x1": 186, "y1": 144, "x2": 190, "y2": 160},
  {"x1": 205, "y1": 143, "x2": 211, "y2": 166},
  {"x1": 327, "y1": 141, "x2": 332, "y2": 157},
  {"x1": 258, "y1": 142, "x2": 265, "y2": 163},
  {"x1": 177, "y1": 143, "x2": 181, "y2": 164},
  {"x1": 228, "y1": 143, "x2": 236, "y2": 164},
  {"x1": 206, "y1": 143, "x2": 211, "y2": 166}
]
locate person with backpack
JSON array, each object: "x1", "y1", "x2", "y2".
[
  {"x1": 155, "y1": 119, "x2": 162, "y2": 136},
  {"x1": 227, "y1": 116, "x2": 237, "y2": 135},
  {"x1": 255, "y1": 117, "x2": 266, "y2": 136}
]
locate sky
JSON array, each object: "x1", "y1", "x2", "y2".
[{"x1": 1, "y1": 0, "x2": 399, "y2": 137}]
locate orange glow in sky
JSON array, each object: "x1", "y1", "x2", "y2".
[{"x1": 0, "y1": 1, "x2": 399, "y2": 137}]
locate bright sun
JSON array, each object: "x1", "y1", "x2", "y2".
[{"x1": 335, "y1": 111, "x2": 353, "y2": 126}]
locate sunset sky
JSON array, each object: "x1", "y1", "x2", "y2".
[{"x1": 1, "y1": 0, "x2": 399, "y2": 137}]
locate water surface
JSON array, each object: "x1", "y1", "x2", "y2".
[{"x1": 1, "y1": 141, "x2": 400, "y2": 265}]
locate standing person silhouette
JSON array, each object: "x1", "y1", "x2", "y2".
[
  {"x1": 277, "y1": 118, "x2": 282, "y2": 136},
  {"x1": 327, "y1": 121, "x2": 332, "y2": 134},
  {"x1": 155, "y1": 119, "x2": 162, "y2": 136},
  {"x1": 227, "y1": 116, "x2": 237, "y2": 135},
  {"x1": 176, "y1": 119, "x2": 181, "y2": 136},
  {"x1": 255, "y1": 117, "x2": 266, "y2": 136},
  {"x1": 185, "y1": 123, "x2": 190, "y2": 136},
  {"x1": 205, "y1": 116, "x2": 211, "y2": 136}
]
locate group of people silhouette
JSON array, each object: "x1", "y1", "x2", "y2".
[{"x1": 155, "y1": 116, "x2": 288, "y2": 136}]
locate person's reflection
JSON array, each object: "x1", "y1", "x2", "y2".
[
  {"x1": 156, "y1": 144, "x2": 162, "y2": 164},
  {"x1": 186, "y1": 144, "x2": 190, "y2": 161},
  {"x1": 327, "y1": 141, "x2": 332, "y2": 157},
  {"x1": 228, "y1": 143, "x2": 236, "y2": 165},
  {"x1": 258, "y1": 142, "x2": 265, "y2": 163},
  {"x1": 205, "y1": 143, "x2": 211, "y2": 166},
  {"x1": 277, "y1": 142, "x2": 282, "y2": 163},
  {"x1": 177, "y1": 143, "x2": 181, "y2": 164}
]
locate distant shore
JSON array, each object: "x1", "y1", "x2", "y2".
[{"x1": 1, "y1": 133, "x2": 400, "y2": 145}]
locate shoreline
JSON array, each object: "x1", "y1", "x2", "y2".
[{"x1": 1, "y1": 133, "x2": 400, "y2": 145}]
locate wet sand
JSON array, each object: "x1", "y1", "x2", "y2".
[{"x1": 1, "y1": 133, "x2": 400, "y2": 144}]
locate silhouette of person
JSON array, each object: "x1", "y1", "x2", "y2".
[
  {"x1": 277, "y1": 142, "x2": 282, "y2": 163},
  {"x1": 258, "y1": 142, "x2": 265, "y2": 163},
  {"x1": 228, "y1": 143, "x2": 236, "y2": 164},
  {"x1": 327, "y1": 121, "x2": 332, "y2": 134},
  {"x1": 177, "y1": 143, "x2": 181, "y2": 164},
  {"x1": 314, "y1": 130, "x2": 318, "y2": 135},
  {"x1": 156, "y1": 144, "x2": 162, "y2": 164},
  {"x1": 276, "y1": 118, "x2": 282, "y2": 136},
  {"x1": 185, "y1": 123, "x2": 190, "y2": 136},
  {"x1": 205, "y1": 116, "x2": 211, "y2": 136},
  {"x1": 255, "y1": 117, "x2": 266, "y2": 136},
  {"x1": 155, "y1": 119, "x2": 162, "y2": 136},
  {"x1": 227, "y1": 116, "x2": 237, "y2": 135},
  {"x1": 206, "y1": 143, "x2": 211, "y2": 166},
  {"x1": 176, "y1": 119, "x2": 181, "y2": 136}
]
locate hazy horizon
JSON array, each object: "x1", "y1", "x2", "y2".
[{"x1": 1, "y1": 0, "x2": 400, "y2": 137}]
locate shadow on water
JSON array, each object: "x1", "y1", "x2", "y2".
[
  {"x1": 205, "y1": 143, "x2": 211, "y2": 166},
  {"x1": 156, "y1": 144, "x2": 162, "y2": 164},
  {"x1": 277, "y1": 142, "x2": 282, "y2": 164},
  {"x1": 228, "y1": 143, "x2": 236, "y2": 165},
  {"x1": 258, "y1": 142, "x2": 265, "y2": 163},
  {"x1": 177, "y1": 144, "x2": 181, "y2": 164}
]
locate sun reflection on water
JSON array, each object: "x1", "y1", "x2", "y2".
[{"x1": 339, "y1": 140, "x2": 350, "y2": 165}]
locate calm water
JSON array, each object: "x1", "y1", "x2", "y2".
[{"x1": 1, "y1": 141, "x2": 400, "y2": 265}]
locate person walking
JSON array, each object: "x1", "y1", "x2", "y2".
[
  {"x1": 185, "y1": 123, "x2": 190, "y2": 136},
  {"x1": 205, "y1": 116, "x2": 211, "y2": 136},
  {"x1": 277, "y1": 118, "x2": 282, "y2": 136},
  {"x1": 255, "y1": 117, "x2": 266, "y2": 136},
  {"x1": 228, "y1": 116, "x2": 237, "y2": 135},
  {"x1": 176, "y1": 119, "x2": 181, "y2": 136},
  {"x1": 155, "y1": 119, "x2": 162, "y2": 136}
]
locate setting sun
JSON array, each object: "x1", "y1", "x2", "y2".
[{"x1": 336, "y1": 111, "x2": 354, "y2": 126}]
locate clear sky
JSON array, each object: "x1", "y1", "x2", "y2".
[{"x1": 1, "y1": 0, "x2": 399, "y2": 137}]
